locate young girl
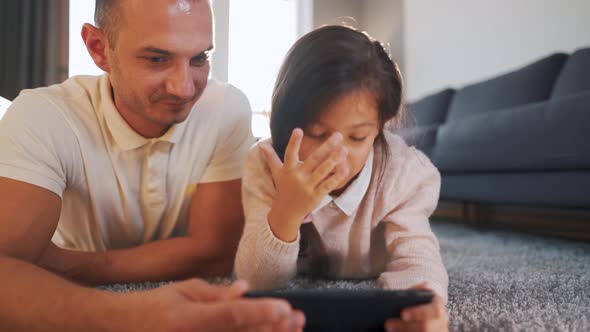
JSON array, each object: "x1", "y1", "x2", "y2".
[{"x1": 235, "y1": 25, "x2": 449, "y2": 331}]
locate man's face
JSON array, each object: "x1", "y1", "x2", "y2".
[{"x1": 106, "y1": 0, "x2": 213, "y2": 137}]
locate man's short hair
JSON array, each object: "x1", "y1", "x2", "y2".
[
  {"x1": 94, "y1": 0, "x2": 122, "y2": 47},
  {"x1": 94, "y1": 0, "x2": 207, "y2": 47}
]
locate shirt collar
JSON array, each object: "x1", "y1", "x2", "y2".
[
  {"x1": 100, "y1": 74, "x2": 189, "y2": 151},
  {"x1": 312, "y1": 147, "x2": 374, "y2": 216}
]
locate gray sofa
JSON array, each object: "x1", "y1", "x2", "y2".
[{"x1": 400, "y1": 47, "x2": 590, "y2": 209}]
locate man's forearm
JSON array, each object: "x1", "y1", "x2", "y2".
[
  {"x1": 0, "y1": 255, "x2": 136, "y2": 332},
  {"x1": 40, "y1": 237, "x2": 234, "y2": 285}
]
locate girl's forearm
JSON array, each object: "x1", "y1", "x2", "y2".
[{"x1": 235, "y1": 216, "x2": 300, "y2": 290}]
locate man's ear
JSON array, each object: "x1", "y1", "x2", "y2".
[{"x1": 81, "y1": 23, "x2": 112, "y2": 73}]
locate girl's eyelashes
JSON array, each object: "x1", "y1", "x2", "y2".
[
  {"x1": 306, "y1": 131, "x2": 326, "y2": 139},
  {"x1": 306, "y1": 131, "x2": 367, "y2": 143}
]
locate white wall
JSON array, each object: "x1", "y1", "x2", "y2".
[
  {"x1": 69, "y1": 0, "x2": 103, "y2": 76},
  {"x1": 312, "y1": 0, "x2": 405, "y2": 75},
  {"x1": 313, "y1": 0, "x2": 364, "y2": 28},
  {"x1": 297, "y1": 0, "x2": 314, "y2": 37},
  {"x1": 403, "y1": 0, "x2": 590, "y2": 101},
  {"x1": 364, "y1": 0, "x2": 404, "y2": 74},
  {"x1": 211, "y1": 0, "x2": 230, "y2": 82}
]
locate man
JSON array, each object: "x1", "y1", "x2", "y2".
[{"x1": 0, "y1": 0, "x2": 304, "y2": 331}]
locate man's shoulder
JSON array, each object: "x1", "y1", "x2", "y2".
[
  {"x1": 193, "y1": 79, "x2": 251, "y2": 118},
  {"x1": 3, "y1": 75, "x2": 108, "y2": 142},
  {"x1": 200, "y1": 79, "x2": 246, "y2": 100},
  {"x1": 184, "y1": 79, "x2": 253, "y2": 145},
  {"x1": 12, "y1": 75, "x2": 104, "y2": 119},
  {"x1": 20, "y1": 75, "x2": 102, "y2": 103}
]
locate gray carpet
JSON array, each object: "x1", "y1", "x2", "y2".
[{"x1": 102, "y1": 222, "x2": 590, "y2": 331}]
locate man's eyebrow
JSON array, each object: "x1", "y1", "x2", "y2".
[
  {"x1": 141, "y1": 47, "x2": 172, "y2": 55},
  {"x1": 140, "y1": 45, "x2": 214, "y2": 56}
]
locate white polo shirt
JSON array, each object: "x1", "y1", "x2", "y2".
[{"x1": 0, "y1": 75, "x2": 254, "y2": 251}]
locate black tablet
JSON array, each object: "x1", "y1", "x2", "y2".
[{"x1": 244, "y1": 288, "x2": 434, "y2": 332}]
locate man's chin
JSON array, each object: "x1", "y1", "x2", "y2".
[
  {"x1": 171, "y1": 112, "x2": 191, "y2": 125},
  {"x1": 158, "y1": 104, "x2": 194, "y2": 122}
]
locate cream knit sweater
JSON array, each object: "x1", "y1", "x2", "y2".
[{"x1": 235, "y1": 132, "x2": 449, "y2": 302}]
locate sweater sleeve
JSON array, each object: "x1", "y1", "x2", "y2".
[
  {"x1": 377, "y1": 147, "x2": 449, "y2": 303},
  {"x1": 234, "y1": 143, "x2": 301, "y2": 290}
]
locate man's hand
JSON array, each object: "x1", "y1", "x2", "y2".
[
  {"x1": 260, "y1": 128, "x2": 349, "y2": 242},
  {"x1": 135, "y1": 279, "x2": 305, "y2": 332},
  {"x1": 384, "y1": 282, "x2": 449, "y2": 332},
  {"x1": 1, "y1": 254, "x2": 304, "y2": 332}
]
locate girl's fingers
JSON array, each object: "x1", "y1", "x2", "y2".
[
  {"x1": 316, "y1": 163, "x2": 349, "y2": 195},
  {"x1": 384, "y1": 319, "x2": 446, "y2": 332},
  {"x1": 409, "y1": 281, "x2": 432, "y2": 291},
  {"x1": 400, "y1": 298, "x2": 446, "y2": 322},
  {"x1": 284, "y1": 128, "x2": 303, "y2": 168},
  {"x1": 308, "y1": 146, "x2": 348, "y2": 188},
  {"x1": 260, "y1": 143, "x2": 284, "y2": 178},
  {"x1": 301, "y1": 132, "x2": 343, "y2": 174},
  {"x1": 386, "y1": 295, "x2": 448, "y2": 332}
]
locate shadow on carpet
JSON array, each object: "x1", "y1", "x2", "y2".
[{"x1": 101, "y1": 222, "x2": 590, "y2": 332}]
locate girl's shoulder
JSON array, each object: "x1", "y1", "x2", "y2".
[
  {"x1": 373, "y1": 131, "x2": 441, "y2": 196},
  {"x1": 244, "y1": 138, "x2": 273, "y2": 177},
  {"x1": 378, "y1": 131, "x2": 434, "y2": 170}
]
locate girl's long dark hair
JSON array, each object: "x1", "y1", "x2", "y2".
[{"x1": 270, "y1": 25, "x2": 404, "y2": 160}]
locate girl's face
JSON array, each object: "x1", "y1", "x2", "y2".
[{"x1": 300, "y1": 89, "x2": 380, "y2": 193}]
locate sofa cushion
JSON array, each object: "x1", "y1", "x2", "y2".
[
  {"x1": 446, "y1": 53, "x2": 568, "y2": 121},
  {"x1": 432, "y1": 90, "x2": 590, "y2": 172},
  {"x1": 405, "y1": 88, "x2": 455, "y2": 127},
  {"x1": 551, "y1": 47, "x2": 590, "y2": 98}
]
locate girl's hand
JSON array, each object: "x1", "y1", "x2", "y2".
[
  {"x1": 260, "y1": 128, "x2": 350, "y2": 242},
  {"x1": 384, "y1": 282, "x2": 449, "y2": 332}
]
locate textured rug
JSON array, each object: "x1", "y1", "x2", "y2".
[{"x1": 102, "y1": 222, "x2": 590, "y2": 331}]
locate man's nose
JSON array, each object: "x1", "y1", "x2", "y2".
[{"x1": 165, "y1": 63, "x2": 195, "y2": 99}]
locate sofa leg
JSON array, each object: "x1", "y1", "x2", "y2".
[{"x1": 463, "y1": 202, "x2": 482, "y2": 226}]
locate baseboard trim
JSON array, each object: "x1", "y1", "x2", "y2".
[{"x1": 433, "y1": 201, "x2": 590, "y2": 241}]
